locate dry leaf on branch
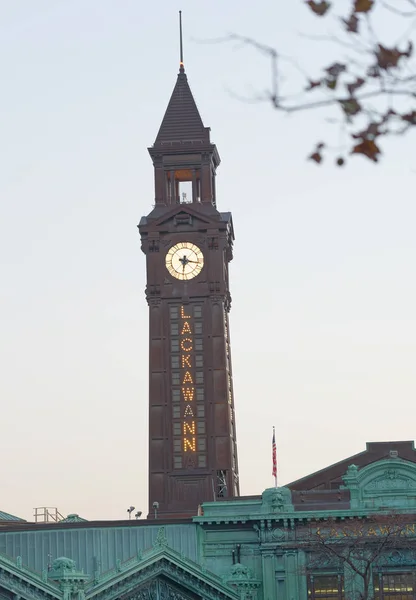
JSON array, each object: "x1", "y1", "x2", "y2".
[
  {"x1": 346, "y1": 77, "x2": 365, "y2": 95},
  {"x1": 306, "y1": 0, "x2": 331, "y2": 16},
  {"x1": 351, "y1": 139, "x2": 381, "y2": 161},
  {"x1": 401, "y1": 111, "x2": 416, "y2": 124},
  {"x1": 352, "y1": 122, "x2": 382, "y2": 141},
  {"x1": 341, "y1": 13, "x2": 359, "y2": 33},
  {"x1": 376, "y1": 42, "x2": 413, "y2": 70},
  {"x1": 339, "y1": 98, "x2": 361, "y2": 117},
  {"x1": 309, "y1": 151, "x2": 323, "y2": 163},
  {"x1": 306, "y1": 79, "x2": 322, "y2": 91},
  {"x1": 353, "y1": 0, "x2": 374, "y2": 13},
  {"x1": 324, "y1": 62, "x2": 347, "y2": 89},
  {"x1": 325, "y1": 62, "x2": 347, "y2": 77},
  {"x1": 309, "y1": 142, "x2": 325, "y2": 164}
]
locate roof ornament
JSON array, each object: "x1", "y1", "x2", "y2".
[{"x1": 179, "y1": 10, "x2": 184, "y2": 73}]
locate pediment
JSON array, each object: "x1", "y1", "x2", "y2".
[
  {"x1": 343, "y1": 458, "x2": 416, "y2": 509},
  {"x1": 86, "y1": 545, "x2": 238, "y2": 600},
  {"x1": 0, "y1": 554, "x2": 60, "y2": 600},
  {"x1": 153, "y1": 205, "x2": 218, "y2": 228}
]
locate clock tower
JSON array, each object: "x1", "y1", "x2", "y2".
[{"x1": 139, "y1": 57, "x2": 240, "y2": 519}]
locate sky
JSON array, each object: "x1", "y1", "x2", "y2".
[{"x1": 1, "y1": 1, "x2": 415, "y2": 522}]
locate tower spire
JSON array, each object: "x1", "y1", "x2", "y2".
[{"x1": 179, "y1": 11, "x2": 184, "y2": 73}]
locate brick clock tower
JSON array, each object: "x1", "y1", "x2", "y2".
[{"x1": 139, "y1": 58, "x2": 240, "y2": 519}]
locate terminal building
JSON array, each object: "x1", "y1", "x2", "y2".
[{"x1": 2, "y1": 54, "x2": 415, "y2": 600}]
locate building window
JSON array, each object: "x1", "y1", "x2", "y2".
[
  {"x1": 174, "y1": 456, "x2": 182, "y2": 469},
  {"x1": 171, "y1": 356, "x2": 180, "y2": 369},
  {"x1": 195, "y1": 338, "x2": 203, "y2": 351},
  {"x1": 196, "y1": 388, "x2": 204, "y2": 401},
  {"x1": 195, "y1": 355, "x2": 203, "y2": 368},
  {"x1": 171, "y1": 339, "x2": 179, "y2": 352},
  {"x1": 374, "y1": 573, "x2": 415, "y2": 599},
  {"x1": 198, "y1": 437, "x2": 206, "y2": 451},
  {"x1": 194, "y1": 322, "x2": 203, "y2": 335},
  {"x1": 171, "y1": 372, "x2": 180, "y2": 385},
  {"x1": 173, "y1": 423, "x2": 181, "y2": 436},
  {"x1": 170, "y1": 306, "x2": 179, "y2": 319},
  {"x1": 197, "y1": 421, "x2": 206, "y2": 434},
  {"x1": 172, "y1": 389, "x2": 180, "y2": 403},
  {"x1": 197, "y1": 404, "x2": 205, "y2": 418},
  {"x1": 198, "y1": 455, "x2": 207, "y2": 468},
  {"x1": 171, "y1": 323, "x2": 179, "y2": 336},
  {"x1": 308, "y1": 575, "x2": 344, "y2": 599},
  {"x1": 172, "y1": 405, "x2": 180, "y2": 418},
  {"x1": 196, "y1": 371, "x2": 204, "y2": 384},
  {"x1": 194, "y1": 306, "x2": 202, "y2": 318},
  {"x1": 173, "y1": 439, "x2": 181, "y2": 452}
]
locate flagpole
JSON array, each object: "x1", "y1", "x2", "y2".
[{"x1": 272, "y1": 426, "x2": 277, "y2": 488}]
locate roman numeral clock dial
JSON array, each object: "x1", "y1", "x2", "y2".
[{"x1": 165, "y1": 242, "x2": 204, "y2": 281}]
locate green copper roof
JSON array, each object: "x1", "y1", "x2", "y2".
[
  {"x1": 60, "y1": 514, "x2": 87, "y2": 523},
  {"x1": 0, "y1": 510, "x2": 25, "y2": 522}
]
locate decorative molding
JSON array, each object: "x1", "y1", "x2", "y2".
[
  {"x1": 378, "y1": 549, "x2": 416, "y2": 566},
  {"x1": 0, "y1": 557, "x2": 60, "y2": 600},
  {"x1": 86, "y1": 547, "x2": 238, "y2": 600},
  {"x1": 342, "y1": 458, "x2": 416, "y2": 509},
  {"x1": 148, "y1": 241, "x2": 160, "y2": 253},
  {"x1": 208, "y1": 238, "x2": 219, "y2": 251},
  {"x1": 208, "y1": 282, "x2": 221, "y2": 294},
  {"x1": 366, "y1": 470, "x2": 416, "y2": 490},
  {"x1": 224, "y1": 564, "x2": 261, "y2": 600},
  {"x1": 153, "y1": 528, "x2": 168, "y2": 549},
  {"x1": 261, "y1": 488, "x2": 294, "y2": 515},
  {"x1": 147, "y1": 298, "x2": 162, "y2": 307}
]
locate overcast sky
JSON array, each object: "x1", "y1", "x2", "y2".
[{"x1": 1, "y1": 1, "x2": 415, "y2": 522}]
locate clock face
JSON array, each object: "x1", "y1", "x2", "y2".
[{"x1": 165, "y1": 242, "x2": 204, "y2": 281}]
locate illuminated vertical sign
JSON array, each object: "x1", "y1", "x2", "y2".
[{"x1": 180, "y1": 305, "x2": 196, "y2": 453}]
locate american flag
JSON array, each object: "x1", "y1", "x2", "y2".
[{"x1": 272, "y1": 427, "x2": 277, "y2": 481}]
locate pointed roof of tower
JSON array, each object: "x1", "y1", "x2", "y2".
[{"x1": 154, "y1": 66, "x2": 210, "y2": 145}]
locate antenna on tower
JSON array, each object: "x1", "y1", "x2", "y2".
[{"x1": 179, "y1": 10, "x2": 184, "y2": 72}]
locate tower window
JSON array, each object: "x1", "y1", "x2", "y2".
[
  {"x1": 173, "y1": 423, "x2": 181, "y2": 436},
  {"x1": 174, "y1": 456, "x2": 182, "y2": 469},
  {"x1": 170, "y1": 306, "x2": 179, "y2": 320},
  {"x1": 172, "y1": 372, "x2": 180, "y2": 385},
  {"x1": 196, "y1": 388, "x2": 204, "y2": 401},
  {"x1": 173, "y1": 439, "x2": 181, "y2": 452},
  {"x1": 197, "y1": 404, "x2": 205, "y2": 418},
  {"x1": 196, "y1": 371, "x2": 204, "y2": 384},
  {"x1": 198, "y1": 455, "x2": 207, "y2": 468},
  {"x1": 195, "y1": 338, "x2": 203, "y2": 351},
  {"x1": 194, "y1": 322, "x2": 203, "y2": 335},
  {"x1": 195, "y1": 355, "x2": 203, "y2": 368},
  {"x1": 171, "y1": 340, "x2": 179, "y2": 353},
  {"x1": 178, "y1": 180, "x2": 192, "y2": 204},
  {"x1": 194, "y1": 306, "x2": 202, "y2": 318},
  {"x1": 171, "y1": 323, "x2": 179, "y2": 336},
  {"x1": 197, "y1": 421, "x2": 206, "y2": 434},
  {"x1": 198, "y1": 438, "x2": 206, "y2": 451},
  {"x1": 171, "y1": 356, "x2": 180, "y2": 369},
  {"x1": 172, "y1": 389, "x2": 180, "y2": 403},
  {"x1": 172, "y1": 406, "x2": 180, "y2": 419}
]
